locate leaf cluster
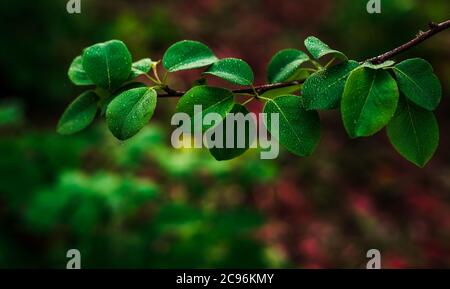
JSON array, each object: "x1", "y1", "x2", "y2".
[{"x1": 61, "y1": 38, "x2": 442, "y2": 166}]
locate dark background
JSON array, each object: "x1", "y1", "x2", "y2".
[{"x1": 0, "y1": 0, "x2": 449, "y2": 268}]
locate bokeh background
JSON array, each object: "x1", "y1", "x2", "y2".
[{"x1": 0, "y1": 0, "x2": 449, "y2": 268}]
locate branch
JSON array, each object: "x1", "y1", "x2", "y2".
[
  {"x1": 158, "y1": 81, "x2": 304, "y2": 98},
  {"x1": 158, "y1": 19, "x2": 450, "y2": 98},
  {"x1": 366, "y1": 20, "x2": 450, "y2": 64}
]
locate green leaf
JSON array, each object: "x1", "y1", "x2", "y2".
[
  {"x1": 341, "y1": 67, "x2": 399, "y2": 138},
  {"x1": 129, "y1": 58, "x2": 155, "y2": 79},
  {"x1": 260, "y1": 84, "x2": 302, "y2": 100},
  {"x1": 387, "y1": 98, "x2": 439, "y2": 167},
  {"x1": 303, "y1": 60, "x2": 359, "y2": 110},
  {"x1": 176, "y1": 86, "x2": 234, "y2": 132},
  {"x1": 100, "y1": 82, "x2": 147, "y2": 116},
  {"x1": 82, "y1": 40, "x2": 132, "y2": 90},
  {"x1": 393, "y1": 58, "x2": 442, "y2": 111},
  {"x1": 68, "y1": 55, "x2": 94, "y2": 86},
  {"x1": 304, "y1": 36, "x2": 347, "y2": 60},
  {"x1": 208, "y1": 104, "x2": 255, "y2": 161},
  {"x1": 285, "y1": 68, "x2": 311, "y2": 82},
  {"x1": 57, "y1": 91, "x2": 99, "y2": 135},
  {"x1": 163, "y1": 40, "x2": 218, "y2": 72},
  {"x1": 362, "y1": 60, "x2": 395, "y2": 69},
  {"x1": 203, "y1": 58, "x2": 254, "y2": 86},
  {"x1": 267, "y1": 49, "x2": 309, "y2": 84},
  {"x1": 106, "y1": 87, "x2": 157, "y2": 140},
  {"x1": 263, "y1": 95, "x2": 320, "y2": 156}
]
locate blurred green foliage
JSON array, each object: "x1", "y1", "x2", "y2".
[
  {"x1": 0, "y1": 101, "x2": 24, "y2": 127},
  {"x1": 0, "y1": 0, "x2": 180, "y2": 111},
  {"x1": 0, "y1": 116, "x2": 279, "y2": 267}
]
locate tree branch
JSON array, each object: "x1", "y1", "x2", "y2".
[
  {"x1": 158, "y1": 19, "x2": 450, "y2": 98},
  {"x1": 366, "y1": 19, "x2": 450, "y2": 64},
  {"x1": 158, "y1": 81, "x2": 304, "y2": 98}
]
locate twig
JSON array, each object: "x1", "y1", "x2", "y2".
[
  {"x1": 158, "y1": 81, "x2": 303, "y2": 98},
  {"x1": 365, "y1": 20, "x2": 450, "y2": 64},
  {"x1": 158, "y1": 20, "x2": 450, "y2": 98}
]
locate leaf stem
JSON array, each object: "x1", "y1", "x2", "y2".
[
  {"x1": 310, "y1": 59, "x2": 323, "y2": 70},
  {"x1": 325, "y1": 57, "x2": 336, "y2": 68},
  {"x1": 303, "y1": 68, "x2": 318, "y2": 73},
  {"x1": 144, "y1": 73, "x2": 159, "y2": 84},
  {"x1": 162, "y1": 71, "x2": 169, "y2": 84},
  {"x1": 241, "y1": 97, "x2": 255, "y2": 106},
  {"x1": 251, "y1": 85, "x2": 260, "y2": 99},
  {"x1": 258, "y1": 96, "x2": 273, "y2": 102},
  {"x1": 152, "y1": 66, "x2": 163, "y2": 84}
]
